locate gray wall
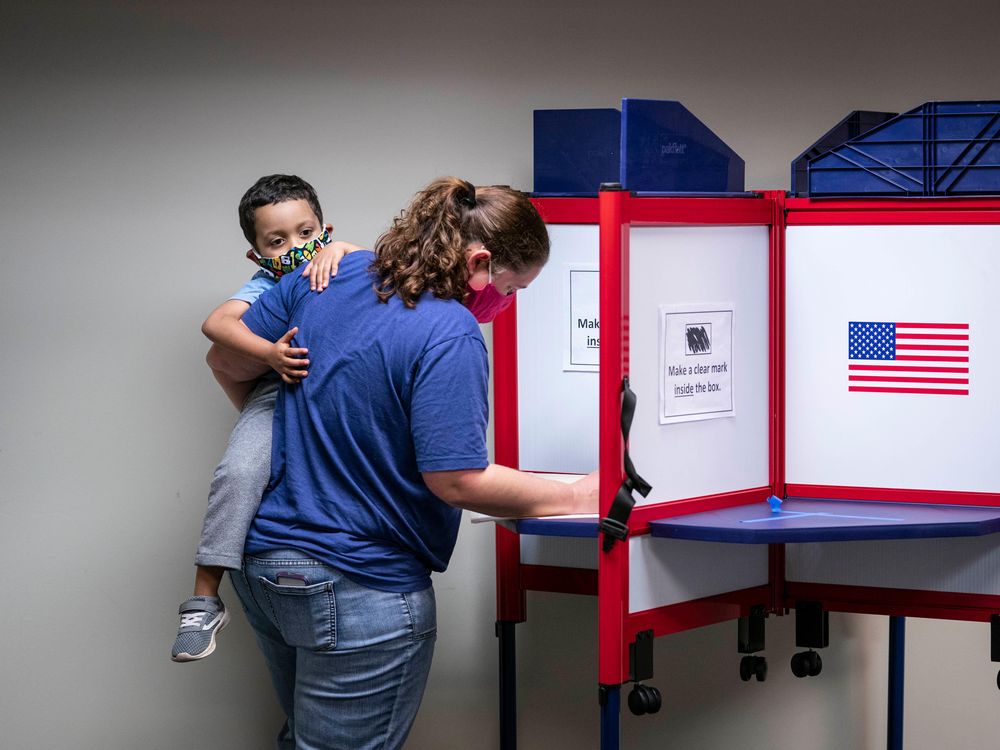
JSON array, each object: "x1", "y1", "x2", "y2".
[{"x1": 2, "y1": 1, "x2": 998, "y2": 748}]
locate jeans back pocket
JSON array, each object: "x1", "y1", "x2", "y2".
[
  {"x1": 259, "y1": 577, "x2": 337, "y2": 651},
  {"x1": 402, "y1": 586, "x2": 437, "y2": 642}
]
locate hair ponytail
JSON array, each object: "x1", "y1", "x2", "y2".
[{"x1": 373, "y1": 177, "x2": 549, "y2": 307}]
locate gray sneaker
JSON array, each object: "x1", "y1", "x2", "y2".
[{"x1": 171, "y1": 596, "x2": 230, "y2": 662}]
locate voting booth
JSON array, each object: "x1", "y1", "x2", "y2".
[
  {"x1": 490, "y1": 188, "x2": 782, "y2": 749},
  {"x1": 487, "y1": 100, "x2": 1000, "y2": 750}
]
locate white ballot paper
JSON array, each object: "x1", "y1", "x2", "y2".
[{"x1": 659, "y1": 303, "x2": 735, "y2": 424}]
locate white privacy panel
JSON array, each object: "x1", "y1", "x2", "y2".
[
  {"x1": 786, "y1": 536, "x2": 1000, "y2": 595},
  {"x1": 627, "y1": 225, "x2": 771, "y2": 504},
  {"x1": 785, "y1": 224, "x2": 1000, "y2": 493},
  {"x1": 629, "y1": 535, "x2": 768, "y2": 613},
  {"x1": 517, "y1": 224, "x2": 600, "y2": 473}
]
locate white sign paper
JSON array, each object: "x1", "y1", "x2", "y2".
[
  {"x1": 659, "y1": 304, "x2": 735, "y2": 424},
  {"x1": 564, "y1": 264, "x2": 599, "y2": 371}
]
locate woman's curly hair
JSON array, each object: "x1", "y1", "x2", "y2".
[{"x1": 372, "y1": 177, "x2": 549, "y2": 307}]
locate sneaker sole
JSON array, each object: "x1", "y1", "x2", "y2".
[{"x1": 171, "y1": 608, "x2": 231, "y2": 663}]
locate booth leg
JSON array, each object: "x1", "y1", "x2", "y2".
[
  {"x1": 887, "y1": 616, "x2": 905, "y2": 750},
  {"x1": 497, "y1": 621, "x2": 518, "y2": 750},
  {"x1": 599, "y1": 685, "x2": 621, "y2": 750}
]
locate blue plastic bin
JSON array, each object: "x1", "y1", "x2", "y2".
[
  {"x1": 806, "y1": 101, "x2": 1000, "y2": 197},
  {"x1": 620, "y1": 99, "x2": 744, "y2": 193},
  {"x1": 533, "y1": 108, "x2": 620, "y2": 195},
  {"x1": 533, "y1": 99, "x2": 744, "y2": 195},
  {"x1": 790, "y1": 111, "x2": 897, "y2": 195}
]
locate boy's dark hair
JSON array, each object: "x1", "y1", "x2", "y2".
[{"x1": 238, "y1": 174, "x2": 324, "y2": 248}]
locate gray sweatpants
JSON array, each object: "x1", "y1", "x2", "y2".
[{"x1": 195, "y1": 378, "x2": 278, "y2": 570}]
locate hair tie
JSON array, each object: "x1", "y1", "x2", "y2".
[{"x1": 458, "y1": 181, "x2": 477, "y2": 209}]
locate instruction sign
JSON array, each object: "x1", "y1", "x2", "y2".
[
  {"x1": 564, "y1": 264, "x2": 599, "y2": 372},
  {"x1": 659, "y1": 304, "x2": 734, "y2": 424}
]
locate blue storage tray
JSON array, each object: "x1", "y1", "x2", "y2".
[
  {"x1": 790, "y1": 110, "x2": 897, "y2": 195},
  {"x1": 533, "y1": 99, "x2": 744, "y2": 195},
  {"x1": 533, "y1": 108, "x2": 620, "y2": 195},
  {"x1": 806, "y1": 101, "x2": 1000, "y2": 197},
  {"x1": 620, "y1": 99, "x2": 743, "y2": 193}
]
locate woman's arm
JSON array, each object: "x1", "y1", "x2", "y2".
[{"x1": 422, "y1": 466, "x2": 599, "y2": 518}]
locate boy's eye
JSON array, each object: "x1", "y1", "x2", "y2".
[{"x1": 270, "y1": 238, "x2": 286, "y2": 246}]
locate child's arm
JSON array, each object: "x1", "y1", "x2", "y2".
[
  {"x1": 205, "y1": 347, "x2": 262, "y2": 409},
  {"x1": 302, "y1": 240, "x2": 364, "y2": 292},
  {"x1": 202, "y1": 241, "x2": 360, "y2": 407},
  {"x1": 202, "y1": 300, "x2": 309, "y2": 383}
]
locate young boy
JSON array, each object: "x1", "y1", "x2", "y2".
[{"x1": 172, "y1": 174, "x2": 359, "y2": 662}]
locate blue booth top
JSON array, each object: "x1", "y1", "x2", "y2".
[
  {"x1": 510, "y1": 498, "x2": 1000, "y2": 544},
  {"x1": 650, "y1": 498, "x2": 1000, "y2": 544}
]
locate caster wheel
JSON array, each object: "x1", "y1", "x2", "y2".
[
  {"x1": 740, "y1": 655, "x2": 767, "y2": 682},
  {"x1": 791, "y1": 652, "x2": 809, "y2": 678},
  {"x1": 628, "y1": 684, "x2": 653, "y2": 716},
  {"x1": 628, "y1": 683, "x2": 662, "y2": 716},
  {"x1": 996, "y1": 670, "x2": 1000, "y2": 691},
  {"x1": 791, "y1": 650, "x2": 822, "y2": 678},
  {"x1": 754, "y1": 657, "x2": 768, "y2": 682},
  {"x1": 807, "y1": 651, "x2": 822, "y2": 677},
  {"x1": 645, "y1": 685, "x2": 662, "y2": 714},
  {"x1": 627, "y1": 685, "x2": 645, "y2": 715}
]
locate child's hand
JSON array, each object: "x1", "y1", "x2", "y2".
[
  {"x1": 301, "y1": 240, "x2": 363, "y2": 292},
  {"x1": 268, "y1": 327, "x2": 309, "y2": 384}
]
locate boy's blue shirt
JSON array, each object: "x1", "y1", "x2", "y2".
[
  {"x1": 240, "y1": 251, "x2": 489, "y2": 592},
  {"x1": 229, "y1": 270, "x2": 275, "y2": 305}
]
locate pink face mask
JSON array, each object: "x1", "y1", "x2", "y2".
[
  {"x1": 465, "y1": 282, "x2": 515, "y2": 323},
  {"x1": 465, "y1": 260, "x2": 515, "y2": 323}
]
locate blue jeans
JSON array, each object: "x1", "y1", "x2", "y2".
[{"x1": 231, "y1": 550, "x2": 436, "y2": 750}]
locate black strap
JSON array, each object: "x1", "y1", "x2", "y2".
[
  {"x1": 600, "y1": 377, "x2": 652, "y2": 552},
  {"x1": 620, "y1": 379, "x2": 652, "y2": 497}
]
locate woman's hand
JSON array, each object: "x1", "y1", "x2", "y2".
[
  {"x1": 301, "y1": 240, "x2": 364, "y2": 292},
  {"x1": 266, "y1": 327, "x2": 310, "y2": 384}
]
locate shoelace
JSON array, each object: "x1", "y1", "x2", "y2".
[{"x1": 180, "y1": 611, "x2": 209, "y2": 628}]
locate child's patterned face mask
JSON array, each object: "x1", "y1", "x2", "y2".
[{"x1": 246, "y1": 228, "x2": 332, "y2": 279}]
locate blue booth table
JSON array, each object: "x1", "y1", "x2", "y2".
[
  {"x1": 494, "y1": 499, "x2": 1000, "y2": 750},
  {"x1": 648, "y1": 498, "x2": 1000, "y2": 543}
]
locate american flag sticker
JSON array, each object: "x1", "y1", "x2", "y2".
[{"x1": 848, "y1": 321, "x2": 970, "y2": 396}]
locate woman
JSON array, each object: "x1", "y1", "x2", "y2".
[{"x1": 224, "y1": 177, "x2": 597, "y2": 749}]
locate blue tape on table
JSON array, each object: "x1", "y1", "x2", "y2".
[{"x1": 648, "y1": 499, "x2": 1000, "y2": 544}]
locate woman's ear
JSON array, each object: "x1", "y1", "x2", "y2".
[{"x1": 465, "y1": 245, "x2": 491, "y2": 291}]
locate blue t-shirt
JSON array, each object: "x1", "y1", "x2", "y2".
[
  {"x1": 240, "y1": 251, "x2": 489, "y2": 592},
  {"x1": 229, "y1": 270, "x2": 276, "y2": 305}
]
